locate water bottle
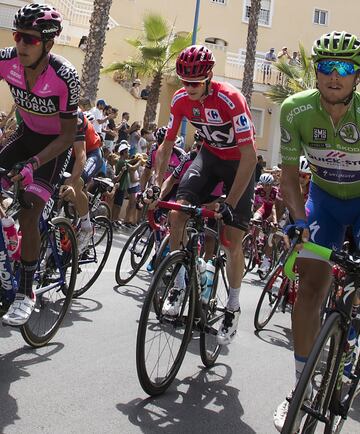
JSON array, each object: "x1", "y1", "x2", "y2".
[
  {"x1": 197, "y1": 258, "x2": 207, "y2": 293},
  {"x1": 2, "y1": 217, "x2": 19, "y2": 258},
  {"x1": 201, "y1": 259, "x2": 215, "y2": 304}
]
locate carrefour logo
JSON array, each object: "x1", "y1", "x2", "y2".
[
  {"x1": 205, "y1": 109, "x2": 223, "y2": 124},
  {"x1": 233, "y1": 113, "x2": 250, "y2": 133}
]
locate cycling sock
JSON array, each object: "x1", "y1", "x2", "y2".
[
  {"x1": 226, "y1": 286, "x2": 241, "y2": 311},
  {"x1": 19, "y1": 259, "x2": 38, "y2": 297},
  {"x1": 295, "y1": 354, "x2": 312, "y2": 398},
  {"x1": 174, "y1": 265, "x2": 186, "y2": 289},
  {"x1": 80, "y1": 212, "x2": 92, "y2": 231}
]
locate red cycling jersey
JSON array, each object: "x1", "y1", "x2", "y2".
[
  {"x1": 166, "y1": 81, "x2": 255, "y2": 160},
  {"x1": 0, "y1": 47, "x2": 79, "y2": 135}
]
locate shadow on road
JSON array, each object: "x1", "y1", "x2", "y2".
[
  {"x1": 116, "y1": 364, "x2": 256, "y2": 433},
  {"x1": 60, "y1": 297, "x2": 103, "y2": 328},
  {"x1": 254, "y1": 323, "x2": 293, "y2": 351},
  {"x1": 0, "y1": 342, "x2": 64, "y2": 433}
]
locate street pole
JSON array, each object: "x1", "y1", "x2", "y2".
[{"x1": 180, "y1": 0, "x2": 201, "y2": 144}]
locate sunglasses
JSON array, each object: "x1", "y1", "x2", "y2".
[
  {"x1": 13, "y1": 31, "x2": 42, "y2": 46},
  {"x1": 316, "y1": 60, "x2": 359, "y2": 77},
  {"x1": 181, "y1": 78, "x2": 208, "y2": 88}
]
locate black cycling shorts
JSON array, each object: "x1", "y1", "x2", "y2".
[
  {"x1": 0, "y1": 123, "x2": 71, "y2": 202},
  {"x1": 176, "y1": 146, "x2": 254, "y2": 231}
]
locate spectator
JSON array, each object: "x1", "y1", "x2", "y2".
[
  {"x1": 78, "y1": 35, "x2": 88, "y2": 51},
  {"x1": 263, "y1": 48, "x2": 277, "y2": 84},
  {"x1": 255, "y1": 155, "x2": 264, "y2": 182},
  {"x1": 103, "y1": 106, "x2": 117, "y2": 150},
  {"x1": 277, "y1": 46, "x2": 291, "y2": 62},
  {"x1": 140, "y1": 85, "x2": 151, "y2": 100},
  {"x1": 116, "y1": 112, "x2": 130, "y2": 144},
  {"x1": 138, "y1": 128, "x2": 150, "y2": 154},
  {"x1": 130, "y1": 78, "x2": 142, "y2": 99},
  {"x1": 112, "y1": 141, "x2": 130, "y2": 228},
  {"x1": 89, "y1": 99, "x2": 109, "y2": 137},
  {"x1": 128, "y1": 121, "x2": 141, "y2": 157},
  {"x1": 124, "y1": 154, "x2": 144, "y2": 227},
  {"x1": 289, "y1": 51, "x2": 300, "y2": 66}
]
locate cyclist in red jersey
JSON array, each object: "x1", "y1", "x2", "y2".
[
  {"x1": 0, "y1": 4, "x2": 79, "y2": 326},
  {"x1": 147, "y1": 45, "x2": 257, "y2": 345}
]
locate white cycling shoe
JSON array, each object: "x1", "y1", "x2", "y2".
[
  {"x1": 161, "y1": 288, "x2": 185, "y2": 316},
  {"x1": 217, "y1": 308, "x2": 241, "y2": 345},
  {"x1": 2, "y1": 293, "x2": 35, "y2": 326}
]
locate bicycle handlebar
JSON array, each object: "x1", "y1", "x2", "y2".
[
  {"x1": 284, "y1": 239, "x2": 359, "y2": 281},
  {"x1": 147, "y1": 200, "x2": 230, "y2": 248}
]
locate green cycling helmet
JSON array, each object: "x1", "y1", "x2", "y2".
[{"x1": 312, "y1": 31, "x2": 360, "y2": 65}]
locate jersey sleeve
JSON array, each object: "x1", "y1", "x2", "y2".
[
  {"x1": 53, "y1": 57, "x2": 80, "y2": 119},
  {"x1": 0, "y1": 47, "x2": 17, "y2": 80},
  {"x1": 172, "y1": 153, "x2": 191, "y2": 180},
  {"x1": 74, "y1": 111, "x2": 86, "y2": 142},
  {"x1": 280, "y1": 97, "x2": 303, "y2": 166},
  {"x1": 223, "y1": 87, "x2": 255, "y2": 148},
  {"x1": 165, "y1": 91, "x2": 187, "y2": 142}
]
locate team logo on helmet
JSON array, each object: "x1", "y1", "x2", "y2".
[{"x1": 339, "y1": 123, "x2": 359, "y2": 144}]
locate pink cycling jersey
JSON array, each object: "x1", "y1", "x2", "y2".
[
  {"x1": 0, "y1": 47, "x2": 79, "y2": 135},
  {"x1": 254, "y1": 185, "x2": 279, "y2": 217},
  {"x1": 146, "y1": 144, "x2": 186, "y2": 180},
  {"x1": 166, "y1": 81, "x2": 255, "y2": 160}
]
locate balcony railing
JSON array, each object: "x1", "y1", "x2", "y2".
[
  {"x1": 50, "y1": 0, "x2": 118, "y2": 29},
  {"x1": 225, "y1": 51, "x2": 280, "y2": 85}
]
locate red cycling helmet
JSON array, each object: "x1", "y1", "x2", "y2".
[{"x1": 176, "y1": 45, "x2": 215, "y2": 79}]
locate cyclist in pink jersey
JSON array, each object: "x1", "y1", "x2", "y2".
[
  {"x1": 146, "y1": 45, "x2": 257, "y2": 345},
  {"x1": 0, "y1": 4, "x2": 79, "y2": 326}
]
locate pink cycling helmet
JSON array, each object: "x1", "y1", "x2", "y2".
[
  {"x1": 14, "y1": 3, "x2": 63, "y2": 40},
  {"x1": 176, "y1": 45, "x2": 215, "y2": 79}
]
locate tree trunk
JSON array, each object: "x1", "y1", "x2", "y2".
[
  {"x1": 143, "y1": 72, "x2": 162, "y2": 128},
  {"x1": 241, "y1": 0, "x2": 262, "y2": 107},
  {"x1": 80, "y1": 0, "x2": 113, "y2": 102}
]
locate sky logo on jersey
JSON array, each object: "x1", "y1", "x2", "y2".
[
  {"x1": 205, "y1": 109, "x2": 223, "y2": 124},
  {"x1": 339, "y1": 123, "x2": 359, "y2": 144},
  {"x1": 233, "y1": 113, "x2": 251, "y2": 133}
]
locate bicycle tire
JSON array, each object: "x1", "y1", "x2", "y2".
[
  {"x1": 21, "y1": 217, "x2": 78, "y2": 348},
  {"x1": 73, "y1": 216, "x2": 113, "y2": 298},
  {"x1": 254, "y1": 264, "x2": 287, "y2": 331},
  {"x1": 136, "y1": 250, "x2": 195, "y2": 396},
  {"x1": 153, "y1": 232, "x2": 170, "y2": 271},
  {"x1": 282, "y1": 312, "x2": 343, "y2": 434},
  {"x1": 200, "y1": 252, "x2": 229, "y2": 367},
  {"x1": 242, "y1": 233, "x2": 255, "y2": 277},
  {"x1": 115, "y1": 221, "x2": 155, "y2": 286}
]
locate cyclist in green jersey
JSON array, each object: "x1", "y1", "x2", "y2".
[{"x1": 274, "y1": 31, "x2": 360, "y2": 431}]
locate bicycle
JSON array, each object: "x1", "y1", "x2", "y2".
[
  {"x1": 0, "y1": 171, "x2": 78, "y2": 347},
  {"x1": 254, "y1": 249, "x2": 297, "y2": 331},
  {"x1": 281, "y1": 241, "x2": 360, "y2": 433},
  {"x1": 136, "y1": 200, "x2": 229, "y2": 396}
]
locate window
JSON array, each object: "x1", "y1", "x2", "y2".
[
  {"x1": 244, "y1": 0, "x2": 272, "y2": 27},
  {"x1": 313, "y1": 9, "x2": 328, "y2": 25},
  {"x1": 210, "y1": 0, "x2": 227, "y2": 4},
  {"x1": 0, "y1": 4, "x2": 18, "y2": 29},
  {"x1": 250, "y1": 108, "x2": 264, "y2": 138}
]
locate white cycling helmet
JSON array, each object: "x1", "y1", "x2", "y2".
[
  {"x1": 84, "y1": 111, "x2": 95, "y2": 123},
  {"x1": 299, "y1": 156, "x2": 311, "y2": 174},
  {"x1": 259, "y1": 173, "x2": 274, "y2": 185}
]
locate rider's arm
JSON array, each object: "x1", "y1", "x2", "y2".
[
  {"x1": 160, "y1": 174, "x2": 177, "y2": 199},
  {"x1": 226, "y1": 144, "x2": 257, "y2": 208},
  {"x1": 154, "y1": 140, "x2": 174, "y2": 187},
  {"x1": 34, "y1": 116, "x2": 77, "y2": 167}
]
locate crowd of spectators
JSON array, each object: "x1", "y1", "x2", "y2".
[{"x1": 262, "y1": 46, "x2": 301, "y2": 84}]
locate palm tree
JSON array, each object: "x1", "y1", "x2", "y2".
[
  {"x1": 265, "y1": 44, "x2": 316, "y2": 104},
  {"x1": 80, "y1": 0, "x2": 113, "y2": 102},
  {"x1": 241, "y1": 0, "x2": 262, "y2": 106},
  {"x1": 102, "y1": 13, "x2": 192, "y2": 128}
]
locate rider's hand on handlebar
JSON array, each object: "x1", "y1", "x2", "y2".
[
  {"x1": 283, "y1": 218, "x2": 309, "y2": 249},
  {"x1": 142, "y1": 185, "x2": 161, "y2": 209},
  {"x1": 8, "y1": 157, "x2": 39, "y2": 187},
  {"x1": 214, "y1": 202, "x2": 235, "y2": 225}
]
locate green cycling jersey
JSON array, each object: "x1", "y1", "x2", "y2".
[{"x1": 280, "y1": 88, "x2": 360, "y2": 199}]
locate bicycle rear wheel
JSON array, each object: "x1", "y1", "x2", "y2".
[
  {"x1": 115, "y1": 221, "x2": 154, "y2": 286},
  {"x1": 254, "y1": 264, "x2": 287, "y2": 331},
  {"x1": 200, "y1": 252, "x2": 229, "y2": 367},
  {"x1": 21, "y1": 217, "x2": 78, "y2": 348},
  {"x1": 242, "y1": 233, "x2": 255, "y2": 277},
  {"x1": 282, "y1": 312, "x2": 344, "y2": 434},
  {"x1": 73, "y1": 216, "x2": 113, "y2": 298},
  {"x1": 136, "y1": 250, "x2": 195, "y2": 396}
]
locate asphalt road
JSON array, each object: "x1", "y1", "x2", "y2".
[{"x1": 0, "y1": 228, "x2": 359, "y2": 433}]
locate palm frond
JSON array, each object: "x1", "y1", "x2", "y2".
[
  {"x1": 140, "y1": 45, "x2": 167, "y2": 61},
  {"x1": 143, "y1": 13, "x2": 169, "y2": 42},
  {"x1": 125, "y1": 38, "x2": 143, "y2": 49},
  {"x1": 168, "y1": 33, "x2": 193, "y2": 58}
]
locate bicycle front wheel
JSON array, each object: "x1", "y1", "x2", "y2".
[
  {"x1": 282, "y1": 312, "x2": 343, "y2": 434},
  {"x1": 200, "y1": 252, "x2": 229, "y2": 367},
  {"x1": 254, "y1": 264, "x2": 287, "y2": 331},
  {"x1": 136, "y1": 250, "x2": 195, "y2": 396},
  {"x1": 73, "y1": 216, "x2": 113, "y2": 298},
  {"x1": 242, "y1": 233, "x2": 255, "y2": 277},
  {"x1": 21, "y1": 217, "x2": 78, "y2": 347}
]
